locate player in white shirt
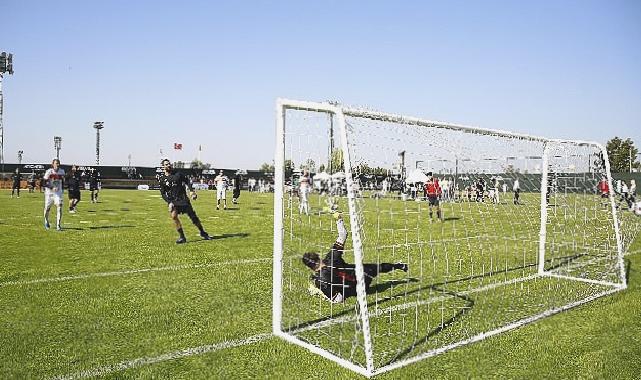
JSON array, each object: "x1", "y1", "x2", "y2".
[
  {"x1": 43, "y1": 158, "x2": 66, "y2": 230},
  {"x1": 214, "y1": 170, "x2": 229, "y2": 210},
  {"x1": 299, "y1": 170, "x2": 311, "y2": 215},
  {"x1": 492, "y1": 178, "x2": 500, "y2": 204}
]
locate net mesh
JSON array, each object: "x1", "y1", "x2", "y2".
[{"x1": 277, "y1": 103, "x2": 630, "y2": 374}]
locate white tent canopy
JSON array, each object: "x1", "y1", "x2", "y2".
[
  {"x1": 313, "y1": 171, "x2": 331, "y2": 181},
  {"x1": 406, "y1": 168, "x2": 428, "y2": 183}
]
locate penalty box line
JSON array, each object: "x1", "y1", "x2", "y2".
[
  {"x1": 1, "y1": 253, "x2": 307, "y2": 288},
  {"x1": 52, "y1": 333, "x2": 273, "y2": 380},
  {"x1": 0, "y1": 257, "x2": 274, "y2": 288}
]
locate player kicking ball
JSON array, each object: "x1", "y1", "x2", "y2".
[
  {"x1": 302, "y1": 212, "x2": 408, "y2": 303},
  {"x1": 43, "y1": 158, "x2": 65, "y2": 231},
  {"x1": 158, "y1": 158, "x2": 212, "y2": 244}
]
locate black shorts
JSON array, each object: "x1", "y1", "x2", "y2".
[
  {"x1": 68, "y1": 190, "x2": 81, "y2": 200},
  {"x1": 428, "y1": 196, "x2": 440, "y2": 206},
  {"x1": 174, "y1": 203, "x2": 195, "y2": 215}
]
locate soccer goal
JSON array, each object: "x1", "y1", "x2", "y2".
[{"x1": 272, "y1": 99, "x2": 626, "y2": 377}]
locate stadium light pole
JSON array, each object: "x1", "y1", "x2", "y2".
[
  {"x1": 17, "y1": 150, "x2": 23, "y2": 165},
  {"x1": 93, "y1": 121, "x2": 104, "y2": 165},
  {"x1": 0, "y1": 51, "x2": 15, "y2": 171},
  {"x1": 54, "y1": 136, "x2": 62, "y2": 160}
]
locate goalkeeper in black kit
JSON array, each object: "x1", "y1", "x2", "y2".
[
  {"x1": 302, "y1": 213, "x2": 408, "y2": 303},
  {"x1": 158, "y1": 158, "x2": 212, "y2": 244}
]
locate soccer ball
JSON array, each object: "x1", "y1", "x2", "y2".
[{"x1": 633, "y1": 201, "x2": 641, "y2": 216}]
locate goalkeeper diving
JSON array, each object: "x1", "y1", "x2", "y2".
[{"x1": 302, "y1": 213, "x2": 408, "y2": 303}]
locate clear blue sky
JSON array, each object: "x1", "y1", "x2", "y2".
[{"x1": 2, "y1": 0, "x2": 640, "y2": 169}]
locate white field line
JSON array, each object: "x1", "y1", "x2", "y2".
[
  {"x1": 53, "y1": 333, "x2": 273, "y2": 380},
  {"x1": 0, "y1": 257, "x2": 273, "y2": 288}
]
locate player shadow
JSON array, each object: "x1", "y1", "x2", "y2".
[
  {"x1": 223, "y1": 207, "x2": 240, "y2": 211},
  {"x1": 61, "y1": 225, "x2": 136, "y2": 231},
  {"x1": 249, "y1": 207, "x2": 261, "y2": 210},
  {"x1": 176, "y1": 232, "x2": 250, "y2": 244},
  {"x1": 442, "y1": 216, "x2": 461, "y2": 222},
  {"x1": 210, "y1": 232, "x2": 250, "y2": 240}
]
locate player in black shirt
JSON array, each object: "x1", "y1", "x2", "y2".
[
  {"x1": 67, "y1": 165, "x2": 82, "y2": 213},
  {"x1": 158, "y1": 158, "x2": 212, "y2": 244},
  {"x1": 11, "y1": 168, "x2": 22, "y2": 198},
  {"x1": 232, "y1": 174, "x2": 241, "y2": 204},
  {"x1": 302, "y1": 213, "x2": 408, "y2": 303},
  {"x1": 89, "y1": 170, "x2": 101, "y2": 203}
]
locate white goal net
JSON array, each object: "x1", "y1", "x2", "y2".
[{"x1": 272, "y1": 99, "x2": 627, "y2": 377}]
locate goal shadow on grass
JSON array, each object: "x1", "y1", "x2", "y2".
[{"x1": 287, "y1": 252, "x2": 588, "y2": 360}]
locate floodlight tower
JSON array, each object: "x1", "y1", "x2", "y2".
[
  {"x1": 54, "y1": 136, "x2": 62, "y2": 160},
  {"x1": 17, "y1": 150, "x2": 23, "y2": 165},
  {"x1": 93, "y1": 121, "x2": 104, "y2": 165},
  {"x1": 0, "y1": 51, "x2": 15, "y2": 170}
]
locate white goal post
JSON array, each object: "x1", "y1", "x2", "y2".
[{"x1": 273, "y1": 99, "x2": 626, "y2": 377}]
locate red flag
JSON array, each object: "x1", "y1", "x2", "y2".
[{"x1": 174, "y1": 143, "x2": 183, "y2": 150}]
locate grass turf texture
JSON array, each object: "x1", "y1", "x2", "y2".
[{"x1": 0, "y1": 188, "x2": 640, "y2": 379}]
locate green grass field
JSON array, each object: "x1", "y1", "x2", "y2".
[{"x1": 1, "y1": 188, "x2": 641, "y2": 379}]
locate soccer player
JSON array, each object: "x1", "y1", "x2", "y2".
[
  {"x1": 11, "y1": 168, "x2": 21, "y2": 198},
  {"x1": 299, "y1": 169, "x2": 310, "y2": 215},
  {"x1": 302, "y1": 213, "x2": 408, "y2": 303},
  {"x1": 513, "y1": 178, "x2": 521, "y2": 205},
  {"x1": 424, "y1": 172, "x2": 443, "y2": 221},
  {"x1": 43, "y1": 158, "x2": 65, "y2": 231},
  {"x1": 89, "y1": 170, "x2": 100, "y2": 203},
  {"x1": 158, "y1": 158, "x2": 212, "y2": 244},
  {"x1": 232, "y1": 173, "x2": 241, "y2": 204},
  {"x1": 67, "y1": 165, "x2": 82, "y2": 213},
  {"x1": 492, "y1": 177, "x2": 500, "y2": 204},
  {"x1": 28, "y1": 172, "x2": 36, "y2": 193},
  {"x1": 597, "y1": 177, "x2": 609, "y2": 198},
  {"x1": 476, "y1": 179, "x2": 485, "y2": 202},
  {"x1": 214, "y1": 170, "x2": 229, "y2": 210},
  {"x1": 545, "y1": 174, "x2": 554, "y2": 205}
]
